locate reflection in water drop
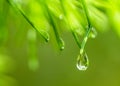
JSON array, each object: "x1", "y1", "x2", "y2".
[{"x1": 76, "y1": 52, "x2": 89, "y2": 71}]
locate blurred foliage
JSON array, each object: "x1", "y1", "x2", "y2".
[
  {"x1": 4, "y1": 0, "x2": 120, "y2": 51},
  {"x1": 0, "y1": 0, "x2": 120, "y2": 86}
]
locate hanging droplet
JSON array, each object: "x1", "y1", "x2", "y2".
[
  {"x1": 76, "y1": 52, "x2": 89, "y2": 71},
  {"x1": 89, "y1": 27, "x2": 97, "y2": 38},
  {"x1": 40, "y1": 30, "x2": 50, "y2": 42},
  {"x1": 59, "y1": 38, "x2": 65, "y2": 50}
]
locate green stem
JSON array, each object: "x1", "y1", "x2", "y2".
[
  {"x1": 6, "y1": 0, "x2": 49, "y2": 42},
  {"x1": 42, "y1": 0, "x2": 64, "y2": 50},
  {"x1": 80, "y1": 0, "x2": 92, "y2": 54},
  {"x1": 81, "y1": 0, "x2": 91, "y2": 27},
  {"x1": 60, "y1": 0, "x2": 81, "y2": 48},
  {"x1": 72, "y1": 31, "x2": 81, "y2": 48},
  {"x1": 80, "y1": 28, "x2": 91, "y2": 54}
]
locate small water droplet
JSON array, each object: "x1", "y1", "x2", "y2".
[
  {"x1": 76, "y1": 52, "x2": 89, "y2": 71},
  {"x1": 89, "y1": 27, "x2": 97, "y2": 38},
  {"x1": 59, "y1": 38, "x2": 65, "y2": 50},
  {"x1": 60, "y1": 46, "x2": 64, "y2": 50},
  {"x1": 40, "y1": 30, "x2": 49, "y2": 42}
]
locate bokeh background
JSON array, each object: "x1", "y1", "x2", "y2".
[{"x1": 0, "y1": 0, "x2": 120, "y2": 86}]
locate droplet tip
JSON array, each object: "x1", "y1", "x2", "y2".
[{"x1": 60, "y1": 46, "x2": 65, "y2": 51}]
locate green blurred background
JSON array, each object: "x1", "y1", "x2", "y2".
[{"x1": 0, "y1": 0, "x2": 120, "y2": 86}]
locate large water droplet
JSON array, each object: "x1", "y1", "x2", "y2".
[{"x1": 76, "y1": 52, "x2": 89, "y2": 71}]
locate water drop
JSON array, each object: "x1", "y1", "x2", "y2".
[
  {"x1": 40, "y1": 30, "x2": 49, "y2": 42},
  {"x1": 89, "y1": 27, "x2": 97, "y2": 38},
  {"x1": 59, "y1": 38, "x2": 65, "y2": 50},
  {"x1": 76, "y1": 52, "x2": 89, "y2": 71}
]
